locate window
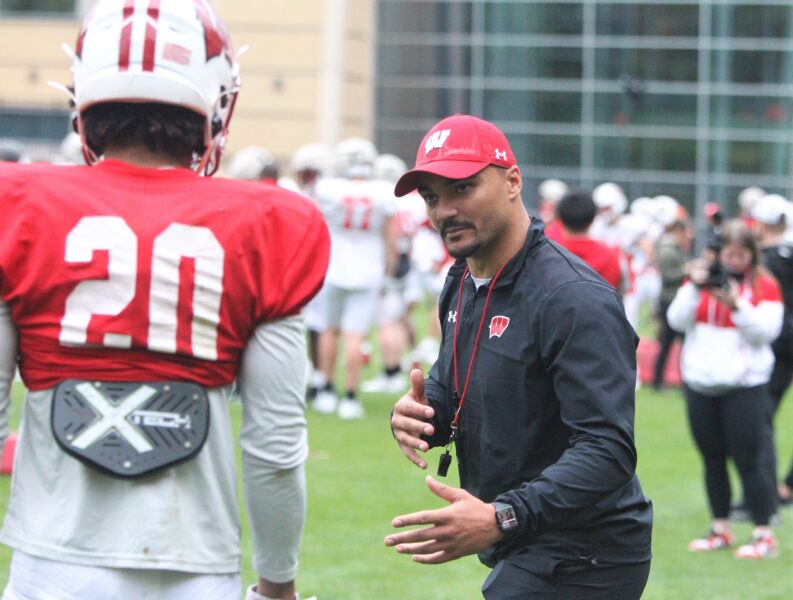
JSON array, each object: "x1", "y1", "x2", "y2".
[
  {"x1": 485, "y1": 46, "x2": 582, "y2": 79},
  {"x1": 711, "y1": 50, "x2": 793, "y2": 85},
  {"x1": 485, "y1": 2, "x2": 583, "y2": 35},
  {"x1": 0, "y1": 0, "x2": 76, "y2": 14},
  {"x1": 0, "y1": 108, "x2": 70, "y2": 140},
  {"x1": 596, "y1": 48, "x2": 698, "y2": 81},
  {"x1": 378, "y1": 86, "x2": 470, "y2": 120},
  {"x1": 379, "y1": 43, "x2": 471, "y2": 77},
  {"x1": 594, "y1": 92, "x2": 698, "y2": 126},
  {"x1": 712, "y1": 4, "x2": 792, "y2": 39},
  {"x1": 378, "y1": 1, "x2": 472, "y2": 34},
  {"x1": 710, "y1": 140, "x2": 789, "y2": 176},
  {"x1": 483, "y1": 90, "x2": 581, "y2": 124},
  {"x1": 594, "y1": 136, "x2": 696, "y2": 172},
  {"x1": 509, "y1": 134, "x2": 581, "y2": 168},
  {"x1": 710, "y1": 95, "x2": 792, "y2": 130},
  {"x1": 596, "y1": 3, "x2": 699, "y2": 37}
]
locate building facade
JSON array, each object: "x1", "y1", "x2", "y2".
[
  {"x1": 375, "y1": 0, "x2": 793, "y2": 216},
  {"x1": 0, "y1": 0, "x2": 375, "y2": 167}
]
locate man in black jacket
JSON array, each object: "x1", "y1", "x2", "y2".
[
  {"x1": 385, "y1": 114, "x2": 652, "y2": 599},
  {"x1": 753, "y1": 194, "x2": 793, "y2": 508}
]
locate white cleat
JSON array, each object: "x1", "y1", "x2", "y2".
[
  {"x1": 337, "y1": 398, "x2": 365, "y2": 420},
  {"x1": 360, "y1": 372, "x2": 406, "y2": 394},
  {"x1": 313, "y1": 390, "x2": 338, "y2": 414}
]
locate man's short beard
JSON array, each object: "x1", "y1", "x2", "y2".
[{"x1": 447, "y1": 239, "x2": 482, "y2": 259}]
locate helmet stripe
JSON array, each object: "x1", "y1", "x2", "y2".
[
  {"x1": 142, "y1": 0, "x2": 162, "y2": 72},
  {"x1": 118, "y1": 0, "x2": 136, "y2": 71}
]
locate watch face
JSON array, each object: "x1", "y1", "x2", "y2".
[{"x1": 495, "y1": 504, "x2": 519, "y2": 531}]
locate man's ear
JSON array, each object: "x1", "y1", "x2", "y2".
[{"x1": 505, "y1": 165, "x2": 522, "y2": 201}]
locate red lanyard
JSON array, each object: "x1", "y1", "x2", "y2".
[
  {"x1": 450, "y1": 262, "x2": 509, "y2": 431},
  {"x1": 438, "y1": 262, "x2": 508, "y2": 478}
]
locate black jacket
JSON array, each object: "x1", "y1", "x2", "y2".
[
  {"x1": 762, "y1": 243, "x2": 793, "y2": 356},
  {"x1": 424, "y1": 219, "x2": 652, "y2": 574}
]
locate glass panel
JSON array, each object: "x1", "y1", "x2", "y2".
[
  {"x1": 375, "y1": 127, "x2": 429, "y2": 166},
  {"x1": 596, "y1": 48, "x2": 698, "y2": 81},
  {"x1": 378, "y1": 43, "x2": 471, "y2": 77},
  {"x1": 509, "y1": 134, "x2": 581, "y2": 168},
  {"x1": 378, "y1": 86, "x2": 470, "y2": 120},
  {"x1": 378, "y1": 1, "x2": 472, "y2": 34},
  {"x1": 709, "y1": 140, "x2": 789, "y2": 176},
  {"x1": 710, "y1": 95, "x2": 793, "y2": 130},
  {"x1": 483, "y1": 90, "x2": 581, "y2": 123},
  {"x1": 594, "y1": 136, "x2": 696, "y2": 171},
  {"x1": 485, "y1": 2, "x2": 583, "y2": 35},
  {"x1": 712, "y1": 4, "x2": 793, "y2": 39},
  {"x1": 485, "y1": 46, "x2": 582, "y2": 79},
  {"x1": 711, "y1": 50, "x2": 793, "y2": 85},
  {"x1": 594, "y1": 92, "x2": 697, "y2": 126},
  {"x1": 0, "y1": 0, "x2": 75, "y2": 13},
  {"x1": 596, "y1": 3, "x2": 699, "y2": 37},
  {"x1": 0, "y1": 109, "x2": 70, "y2": 140}
]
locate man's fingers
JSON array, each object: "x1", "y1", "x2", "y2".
[
  {"x1": 390, "y1": 508, "x2": 444, "y2": 529},
  {"x1": 425, "y1": 475, "x2": 462, "y2": 503},
  {"x1": 409, "y1": 368, "x2": 426, "y2": 402},
  {"x1": 398, "y1": 443, "x2": 428, "y2": 470},
  {"x1": 393, "y1": 395, "x2": 434, "y2": 421},
  {"x1": 412, "y1": 550, "x2": 452, "y2": 564},
  {"x1": 393, "y1": 539, "x2": 441, "y2": 555}
]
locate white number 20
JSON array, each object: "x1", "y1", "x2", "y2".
[{"x1": 59, "y1": 217, "x2": 224, "y2": 360}]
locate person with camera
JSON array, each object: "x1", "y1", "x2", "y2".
[{"x1": 667, "y1": 219, "x2": 783, "y2": 559}]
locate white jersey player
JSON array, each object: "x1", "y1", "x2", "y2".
[{"x1": 313, "y1": 140, "x2": 398, "y2": 418}]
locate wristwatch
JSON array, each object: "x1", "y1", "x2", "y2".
[{"x1": 492, "y1": 501, "x2": 519, "y2": 533}]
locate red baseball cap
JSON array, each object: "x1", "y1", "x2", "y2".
[{"x1": 394, "y1": 114, "x2": 517, "y2": 197}]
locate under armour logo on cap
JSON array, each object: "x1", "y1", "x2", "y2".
[{"x1": 495, "y1": 149, "x2": 508, "y2": 161}]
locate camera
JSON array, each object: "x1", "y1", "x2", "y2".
[{"x1": 702, "y1": 260, "x2": 728, "y2": 289}]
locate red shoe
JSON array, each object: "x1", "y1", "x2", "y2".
[
  {"x1": 734, "y1": 534, "x2": 779, "y2": 559},
  {"x1": 688, "y1": 529, "x2": 735, "y2": 552}
]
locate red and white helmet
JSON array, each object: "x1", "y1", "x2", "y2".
[{"x1": 71, "y1": 0, "x2": 240, "y2": 175}]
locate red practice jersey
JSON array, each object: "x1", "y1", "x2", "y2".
[
  {"x1": 555, "y1": 236, "x2": 623, "y2": 290},
  {"x1": 0, "y1": 160, "x2": 330, "y2": 390}
]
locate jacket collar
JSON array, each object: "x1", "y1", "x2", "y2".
[{"x1": 447, "y1": 216, "x2": 547, "y2": 289}]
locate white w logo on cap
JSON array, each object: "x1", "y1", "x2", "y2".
[{"x1": 425, "y1": 129, "x2": 451, "y2": 155}]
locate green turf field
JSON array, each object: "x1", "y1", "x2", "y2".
[{"x1": 1, "y1": 377, "x2": 792, "y2": 599}]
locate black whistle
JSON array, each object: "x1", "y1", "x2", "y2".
[{"x1": 437, "y1": 451, "x2": 452, "y2": 477}]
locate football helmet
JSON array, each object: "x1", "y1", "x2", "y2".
[
  {"x1": 373, "y1": 153, "x2": 407, "y2": 183},
  {"x1": 752, "y1": 193, "x2": 789, "y2": 226},
  {"x1": 227, "y1": 146, "x2": 278, "y2": 181},
  {"x1": 537, "y1": 178, "x2": 568, "y2": 204},
  {"x1": 593, "y1": 182, "x2": 627, "y2": 214},
  {"x1": 291, "y1": 143, "x2": 330, "y2": 175},
  {"x1": 70, "y1": 0, "x2": 240, "y2": 175},
  {"x1": 737, "y1": 186, "x2": 766, "y2": 213},
  {"x1": 335, "y1": 137, "x2": 377, "y2": 179},
  {"x1": 653, "y1": 195, "x2": 681, "y2": 226}
]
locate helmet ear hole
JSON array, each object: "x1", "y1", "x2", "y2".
[{"x1": 219, "y1": 86, "x2": 228, "y2": 109}]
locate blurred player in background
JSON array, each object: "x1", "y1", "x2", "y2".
[
  {"x1": 313, "y1": 138, "x2": 398, "y2": 419},
  {"x1": 0, "y1": 2, "x2": 328, "y2": 599}
]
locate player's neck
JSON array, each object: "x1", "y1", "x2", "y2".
[
  {"x1": 562, "y1": 227, "x2": 591, "y2": 240},
  {"x1": 104, "y1": 145, "x2": 189, "y2": 169}
]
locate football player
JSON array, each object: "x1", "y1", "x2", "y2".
[
  {"x1": 313, "y1": 138, "x2": 398, "y2": 418},
  {"x1": 0, "y1": 2, "x2": 329, "y2": 600}
]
